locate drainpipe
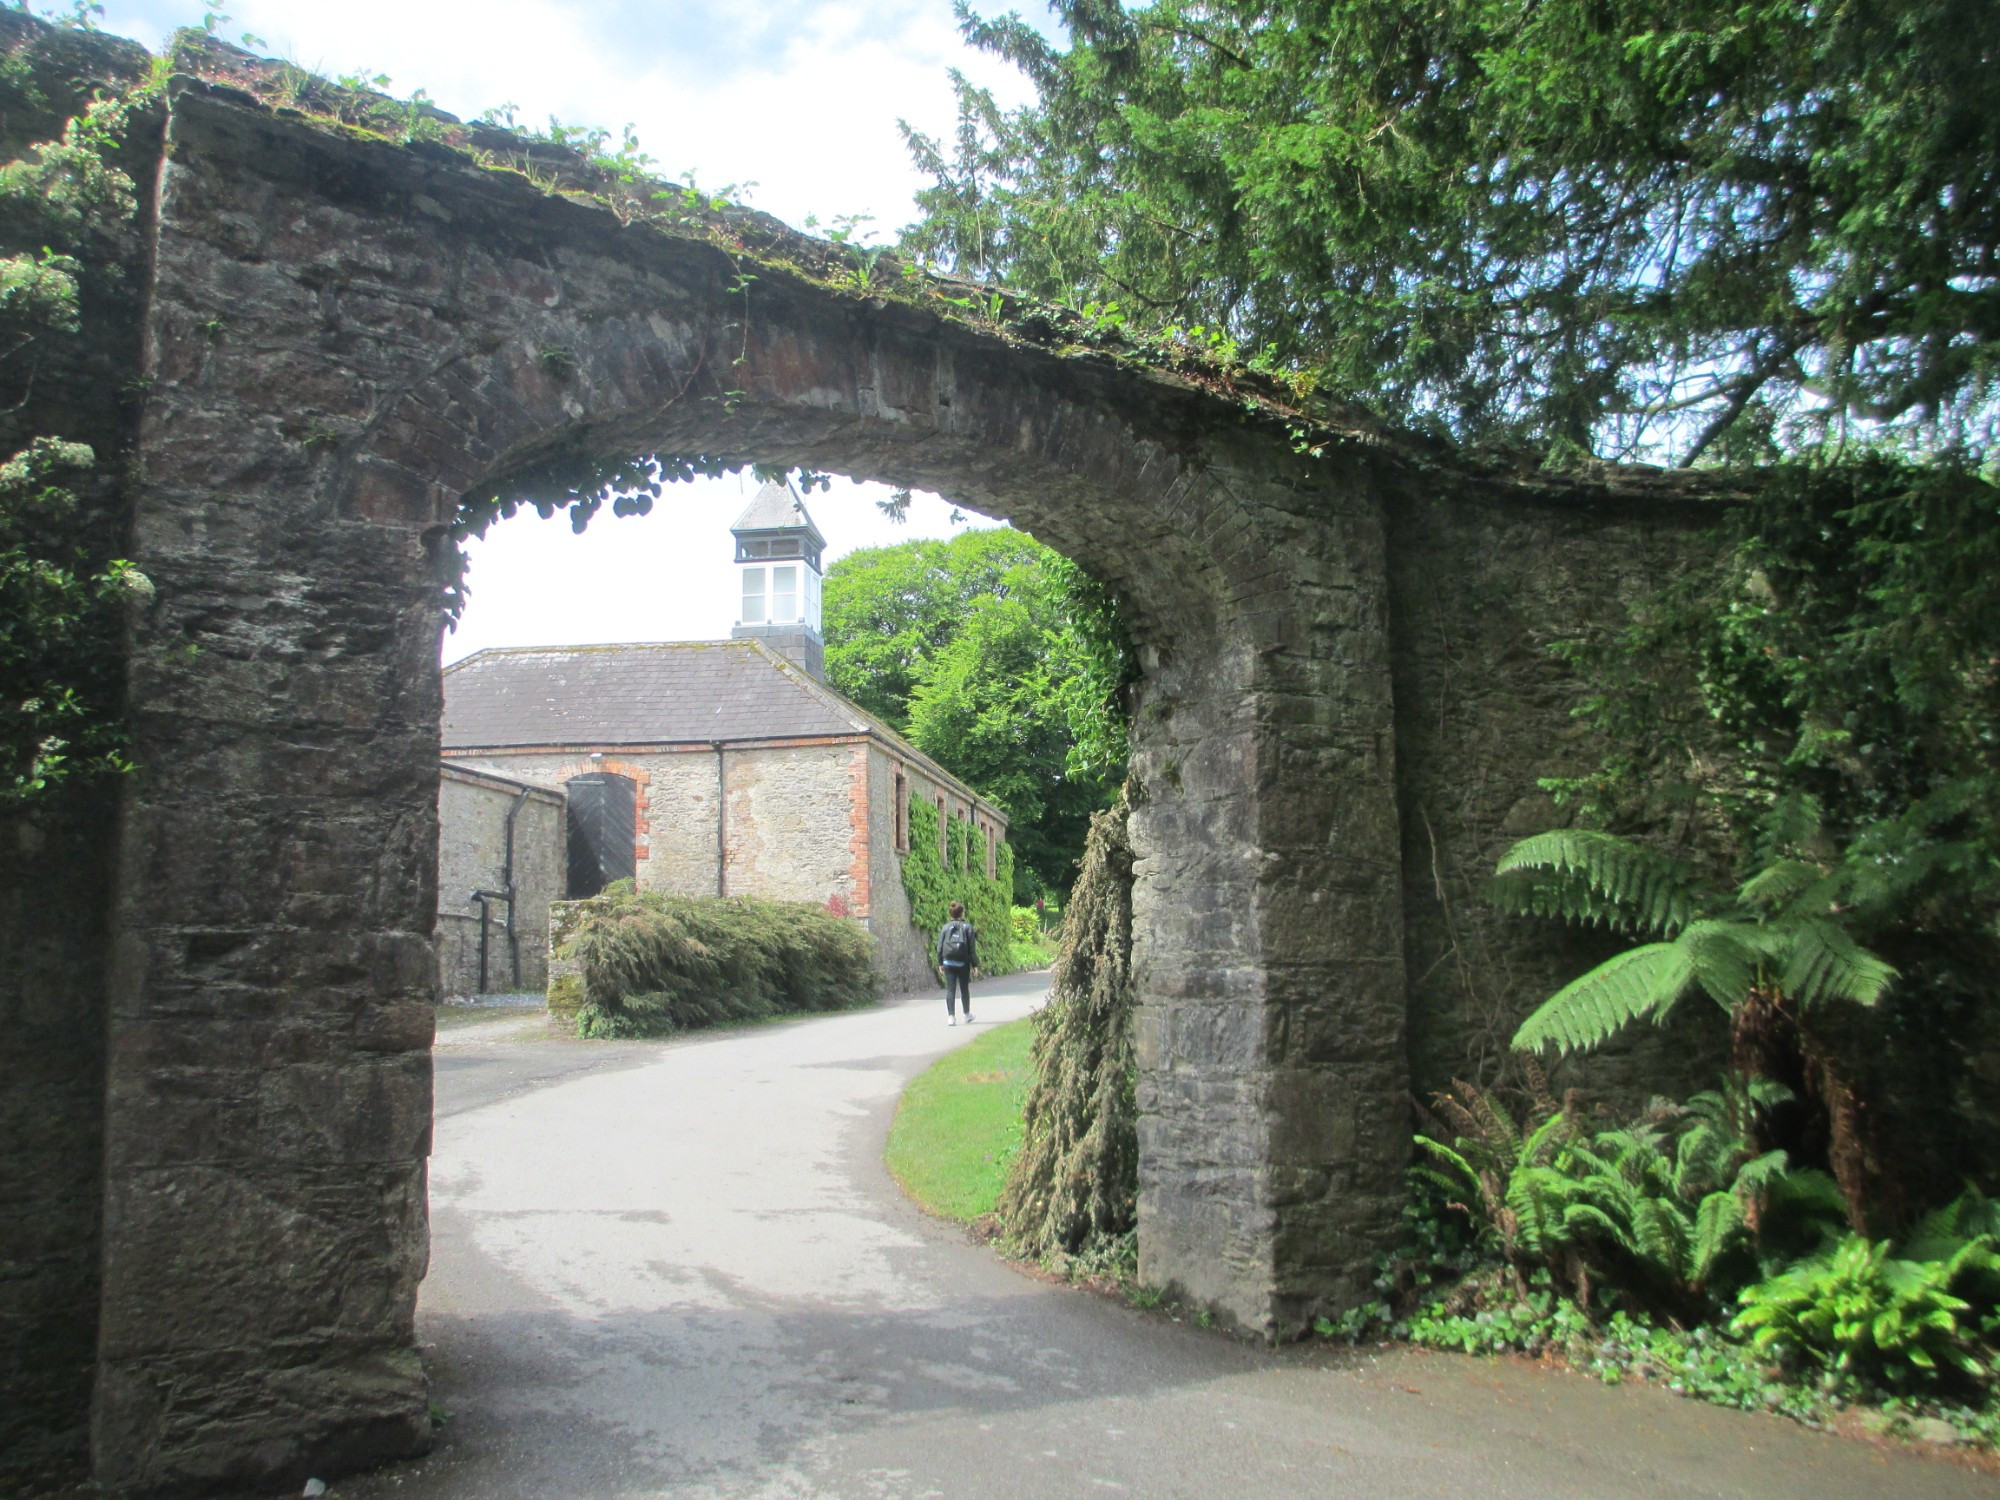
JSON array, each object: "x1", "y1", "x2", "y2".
[
  {"x1": 500, "y1": 787, "x2": 531, "y2": 988},
  {"x1": 711, "y1": 741, "x2": 727, "y2": 897},
  {"x1": 470, "y1": 888, "x2": 509, "y2": 993}
]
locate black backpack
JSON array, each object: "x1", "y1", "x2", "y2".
[{"x1": 940, "y1": 920, "x2": 972, "y2": 963}]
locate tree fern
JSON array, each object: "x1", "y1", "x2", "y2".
[{"x1": 1495, "y1": 818, "x2": 1896, "y2": 1059}]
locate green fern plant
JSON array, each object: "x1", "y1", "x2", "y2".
[
  {"x1": 1488, "y1": 816, "x2": 1896, "y2": 1058},
  {"x1": 1733, "y1": 1233, "x2": 1992, "y2": 1393},
  {"x1": 1415, "y1": 1075, "x2": 1593, "y2": 1302},
  {"x1": 1418, "y1": 1075, "x2": 1839, "y2": 1319}
]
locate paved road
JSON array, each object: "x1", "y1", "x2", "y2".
[{"x1": 341, "y1": 973, "x2": 1995, "y2": 1499}]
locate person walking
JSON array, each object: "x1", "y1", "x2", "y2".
[{"x1": 937, "y1": 901, "x2": 977, "y2": 1026}]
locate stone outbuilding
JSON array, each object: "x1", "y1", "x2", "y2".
[
  {"x1": 440, "y1": 634, "x2": 1007, "y2": 991},
  {"x1": 435, "y1": 763, "x2": 565, "y2": 998},
  {"x1": 437, "y1": 483, "x2": 1009, "y2": 991}
]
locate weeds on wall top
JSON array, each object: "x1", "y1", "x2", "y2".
[{"x1": 136, "y1": 28, "x2": 1426, "y2": 484}]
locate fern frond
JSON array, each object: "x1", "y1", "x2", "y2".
[
  {"x1": 1560, "y1": 1201, "x2": 1627, "y2": 1244},
  {"x1": 1779, "y1": 916, "x2": 1896, "y2": 1008},
  {"x1": 1738, "y1": 859, "x2": 1823, "y2": 913},
  {"x1": 1631, "y1": 1195, "x2": 1694, "y2": 1275},
  {"x1": 1414, "y1": 1136, "x2": 1479, "y2": 1195},
  {"x1": 1491, "y1": 830, "x2": 1702, "y2": 936},
  {"x1": 1691, "y1": 1190, "x2": 1748, "y2": 1284},
  {"x1": 1756, "y1": 791, "x2": 1825, "y2": 863},
  {"x1": 1677, "y1": 919, "x2": 1762, "y2": 1010},
  {"x1": 1730, "y1": 1149, "x2": 1794, "y2": 1199},
  {"x1": 1764, "y1": 1166, "x2": 1848, "y2": 1222},
  {"x1": 1512, "y1": 942, "x2": 1695, "y2": 1056}
]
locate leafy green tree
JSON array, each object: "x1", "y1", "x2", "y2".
[
  {"x1": 823, "y1": 528, "x2": 1129, "y2": 895},
  {"x1": 902, "y1": 0, "x2": 2000, "y2": 463},
  {"x1": 822, "y1": 528, "x2": 1050, "y2": 725}
]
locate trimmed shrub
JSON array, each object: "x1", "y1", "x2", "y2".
[{"x1": 559, "y1": 887, "x2": 878, "y2": 1038}]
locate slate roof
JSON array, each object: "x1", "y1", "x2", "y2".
[
  {"x1": 731, "y1": 480, "x2": 826, "y2": 547},
  {"x1": 441, "y1": 638, "x2": 1002, "y2": 818}
]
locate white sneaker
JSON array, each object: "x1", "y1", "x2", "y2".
[
  {"x1": 964, "y1": 1014, "x2": 974, "y2": 1024},
  {"x1": 947, "y1": 1016, "x2": 957, "y2": 1027}
]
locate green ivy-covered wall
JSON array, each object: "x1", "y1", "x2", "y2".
[{"x1": 900, "y1": 794, "x2": 1020, "y2": 975}]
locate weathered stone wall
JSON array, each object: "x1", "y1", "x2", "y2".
[
  {"x1": 455, "y1": 741, "x2": 862, "y2": 900},
  {"x1": 436, "y1": 765, "x2": 564, "y2": 996},
  {"x1": 1129, "y1": 440, "x2": 1409, "y2": 1333},
  {"x1": 867, "y1": 748, "x2": 968, "y2": 994},
  {"x1": 455, "y1": 741, "x2": 976, "y2": 994},
  {"x1": 719, "y1": 742, "x2": 870, "y2": 907},
  {"x1": 1383, "y1": 480, "x2": 1731, "y2": 1105}
]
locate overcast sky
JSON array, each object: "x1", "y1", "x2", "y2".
[{"x1": 93, "y1": 0, "x2": 1048, "y2": 661}]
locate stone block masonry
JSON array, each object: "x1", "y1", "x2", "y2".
[{"x1": 0, "y1": 19, "x2": 1743, "y2": 1492}]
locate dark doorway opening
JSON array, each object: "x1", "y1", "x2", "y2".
[{"x1": 565, "y1": 772, "x2": 637, "y2": 898}]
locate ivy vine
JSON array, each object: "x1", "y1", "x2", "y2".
[{"x1": 899, "y1": 793, "x2": 1020, "y2": 975}]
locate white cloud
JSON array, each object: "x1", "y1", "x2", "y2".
[
  {"x1": 87, "y1": 2, "x2": 1034, "y2": 661},
  {"x1": 99, "y1": 0, "x2": 1042, "y2": 233}
]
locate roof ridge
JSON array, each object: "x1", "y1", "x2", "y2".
[{"x1": 444, "y1": 638, "x2": 744, "y2": 670}]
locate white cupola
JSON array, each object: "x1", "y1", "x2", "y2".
[{"x1": 729, "y1": 479, "x2": 827, "y2": 679}]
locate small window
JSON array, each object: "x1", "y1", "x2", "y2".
[
  {"x1": 804, "y1": 567, "x2": 822, "y2": 632},
  {"x1": 741, "y1": 566, "x2": 766, "y2": 624},
  {"x1": 893, "y1": 768, "x2": 908, "y2": 852},
  {"x1": 772, "y1": 564, "x2": 798, "y2": 623}
]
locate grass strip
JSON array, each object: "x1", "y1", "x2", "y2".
[{"x1": 885, "y1": 1016, "x2": 1035, "y2": 1222}]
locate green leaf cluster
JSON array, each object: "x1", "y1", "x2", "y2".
[
  {"x1": 0, "y1": 66, "x2": 145, "y2": 803},
  {"x1": 557, "y1": 884, "x2": 878, "y2": 1039},
  {"x1": 1734, "y1": 1232, "x2": 1994, "y2": 1395},
  {"x1": 904, "y1": 1, "x2": 2000, "y2": 462}
]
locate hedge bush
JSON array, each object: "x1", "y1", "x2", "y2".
[{"x1": 559, "y1": 885, "x2": 878, "y2": 1038}]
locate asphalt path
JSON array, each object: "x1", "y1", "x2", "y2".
[{"x1": 339, "y1": 972, "x2": 1997, "y2": 1499}]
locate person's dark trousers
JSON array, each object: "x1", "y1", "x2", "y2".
[{"x1": 944, "y1": 965, "x2": 971, "y2": 1016}]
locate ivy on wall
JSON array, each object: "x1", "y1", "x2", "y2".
[{"x1": 900, "y1": 793, "x2": 1020, "y2": 975}]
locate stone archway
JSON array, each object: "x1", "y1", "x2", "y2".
[
  {"x1": 93, "y1": 76, "x2": 1412, "y2": 1491},
  {"x1": 9, "y1": 30, "x2": 1737, "y2": 1483}
]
